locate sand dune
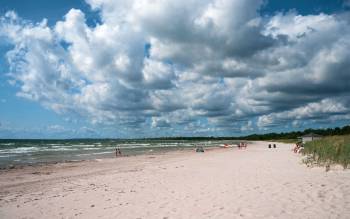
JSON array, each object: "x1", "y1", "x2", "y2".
[{"x1": 1, "y1": 141, "x2": 350, "y2": 219}]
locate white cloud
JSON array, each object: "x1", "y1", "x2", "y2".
[
  {"x1": 257, "y1": 99, "x2": 349, "y2": 128},
  {"x1": 1, "y1": 0, "x2": 350, "y2": 136}
]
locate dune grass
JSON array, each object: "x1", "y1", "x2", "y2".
[{"x1": 302, "y1": 135, "x2": 350, "y2": 169}]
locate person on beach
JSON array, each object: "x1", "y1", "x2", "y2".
[
  {"x1": 115, "y1": 147, "x2": 122, "y2": 157},
  {"x1": 196, "y1": 146, "x2": 204, "y2": 152},
  {"x1": 293, "y1": 143, "x2": 304, "y2": 153},
  {"x1": 238, "y1": 142, "x2": 247, "y2": 149}
]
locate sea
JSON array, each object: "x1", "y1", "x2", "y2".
[{"x1": 0, "y1": 139, "x2": 239, "y2": 168}]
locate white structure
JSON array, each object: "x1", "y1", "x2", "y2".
[{"x1": 300, "y1": 133, "x2": 322, "y2": 144}]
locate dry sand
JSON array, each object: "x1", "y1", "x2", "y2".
[{"x1": 1, "y1": 141, "x2": 350, "y2": 219}]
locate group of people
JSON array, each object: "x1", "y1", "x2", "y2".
[
  {"x1": 196, "y1": 146, "x2": 205, "y2": 152},
  {"x1": 238, "y1": 142, "x2": 247, "y2": 149},
  {"x1": 293, "y1": 142, "x2": 304, "y2": 153},
  {"x1": 268, "y1": 144, "x2": 277, "y2": 148},
  {"x1": 115, "y1": 147, "x2": 122, "y2": 157}
]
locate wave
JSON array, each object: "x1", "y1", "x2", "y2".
[
  {"x1": 0, "y1": 140, "x2": 239, "y2": 168},
  {"x1": 0, "y1": 143, "x2": 15, "y2": 146},
  {"x1": 0, "y1": 147, "x2": 40, "y2": 154},
  {"x1": 75, "y1": 151, "x2": 112, "y2": 157},
  {"x1": 0, "y1": 154, "x2": 14, "y2": 158},
  {"x1": 0, "y1": 146, "x2": 81, "y2": 154}
]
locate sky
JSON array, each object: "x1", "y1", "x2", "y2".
[{"x1": 0, "y1": 0, "x2": 350, "y2": 139}]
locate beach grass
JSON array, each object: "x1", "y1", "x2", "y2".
[{"x1": 302, "y1": 135, "x2": 350, "y2": 169}]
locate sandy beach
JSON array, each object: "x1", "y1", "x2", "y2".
[{"x1": 1, "y1": 141, "x2": 350, "y2": 219}]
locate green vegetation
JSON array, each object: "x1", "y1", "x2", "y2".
[
  {"x1": 2, "y1": 125, "x2": 350, "y2": 142},
  {"x1": 302, "y1": 135, "x2": 350, "y2": 169},
  {"x1": 239, "y1": 125, "x2": 350, "y2": 141},
  {"x1": 137, "y1": 125, "x2": 350, "y2": 141}
]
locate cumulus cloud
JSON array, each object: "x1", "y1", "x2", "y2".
[
  {"x1": 1, "y1": 0, "x2": 350, "y2": 136},
  {"x1": 257, "y1": 99, "x2": 350, "y2": 128}
]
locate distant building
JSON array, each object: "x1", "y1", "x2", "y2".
[{"x1": 299, "y1": 133, "x2": 322, "y2": 144}]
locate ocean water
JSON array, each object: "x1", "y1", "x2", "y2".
[{"x1": 0, "y1": 139, "x2": 239, "y2": 168}]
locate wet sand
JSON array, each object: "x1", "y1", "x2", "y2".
[{"x1": 1, "y1": 141, "x2": 350, "y2": 218}]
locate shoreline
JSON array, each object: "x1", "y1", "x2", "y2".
[
  {"x1": 0, "y1": 139, "x2": 238, "y2": 169},
  {"x1": 1, "y1": 141, "x2": 350, "y2": 218},
  {"x1": 0, "y1": 146, "x2": 228, "y2": 189},
  {"x1": 0, "y1": 146, "x2": 225, "y2": 171}
]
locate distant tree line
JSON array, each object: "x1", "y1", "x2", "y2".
[
  {"x1": 1, "y1": 125, "x2": 350, "y2": 141},
  {"x1": 144, "y1": 125, "x2": 350, "y2": 141},
  {"x1": 241, "y1": 125, "x2": 350, "y2": 141}
]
